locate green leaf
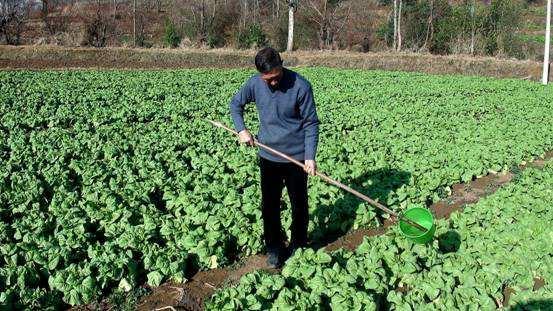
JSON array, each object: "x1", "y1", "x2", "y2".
[{"x1": 147, "y1": 271, "x2": 163, "y2": 287}]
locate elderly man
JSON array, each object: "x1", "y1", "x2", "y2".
[{"x1": 229, "y1": 47, "x2": 320, "y2": 268}]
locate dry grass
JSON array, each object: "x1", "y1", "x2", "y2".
[
  {"x1": 0, "y1": 45, "x2": 547, "y2": 81},
  {"x1": 288, "y1": 50, "x2": 545, "y2": 81}
]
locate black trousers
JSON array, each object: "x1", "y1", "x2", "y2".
[{"x1": 258, "y1": 156, "x2": 308, "y2": 250}]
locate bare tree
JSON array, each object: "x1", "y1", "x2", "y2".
[
  {"x1": 0, "y1": 0, "x2": 29, "y2": 45},
  {"x1": 169, "y1": 0, "x2": 238, "y2": 46},
  {"x1": 241, "y1": 0, "x2": 247, "y2": 28},
  {"x1": 397, "y1": 0, "x2": 402, "y2": 51},
  {"x1": 342, "y1": 0, "x2": 372, "y2": 50},
  {"x1": 273, "y1": 0, "x2": 280, "y2": 21},
  {"x1": 81, "y1": 0, "x2": 114, "y2": 47},
  {"x1": 393, "y1": 0, "x2": 398, "y2": 51},
  {"x1": 470, "y1": 0, "x2": 475, "y2": 55},
  {"x1": 111, "y1": 0, "x2": 120, "y2": 40},
  {"x1": 177, "y1": 0, "x2": 219, "y2": 44},
  {"x1": 133, "y1": 0, "x2": 136, "y2": 45},
  {"x1": 41, "y1": 0, "x2": 72, "y2": 37},
  {"x1": 305, "y1": 0, "x2": 350, "y2": 50},
  {"x1": 155, "y1": 0, "x2": 164, "y2": 12},
  {"x1": 130, "y1": 0, "x2": 152, "y2": 47},
  {"x1": 422, "y1": 0, "x2": 433, "y2": 51},
  {"x1": 391, "y1": 0, "x2": 403, "y2": 51},
  {"x1": 287, "y1": 0, "x2": 296, "y2": 51},
  {"x1": 191, "y1": 0, "x2": 218, "y2": 43}
]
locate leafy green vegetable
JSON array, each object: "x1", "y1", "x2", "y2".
[
  {"x1": 0, "y1": 68, "x2": 552, "y2": 308},
  {"x1": 208, "y1": 160, "x2": 553, "y2": 310}
]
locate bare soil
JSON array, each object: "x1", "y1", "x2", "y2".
[
  {"x1": 136, "y1": 255, "x2": 277, "y2": 311},
  {"x1": 1, "y1": 45, "x2": 549, "y2": 82},
  {"x1": 0, "y1": 59, "x2": 244, "y2": 70},
  {"x1": 324, "y1": 219, "x2": 395, "y2": 252},
  {"x1": 431, "y1": 171, "x2": 514, "y2": 220},
  {"x1": 135, "y1": 283, "x2": 189, "y2": 311}
]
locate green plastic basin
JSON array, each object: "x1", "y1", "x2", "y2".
[{"x1": 399, "y1": 206, "x2": 436, "y2": 244}]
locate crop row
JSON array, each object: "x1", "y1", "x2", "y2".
[
  {"x1": 0, "y1": 69, "x2": 551, "y2": 307},
  {"x1": 207, "y1": 160, "x2": 553, "y2": 310}
]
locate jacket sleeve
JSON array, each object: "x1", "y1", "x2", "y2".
[
  {"x1": 298, "y1": 82, "x2": 320, "y2": 160},
  {"x1": 229, "y1": 78, "x2": 254, "y2": 133}
]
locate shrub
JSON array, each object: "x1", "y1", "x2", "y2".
[
  {"x1": 82, "y1": 16, "x2": 112, "y2": 48},
  {"x1": 164, "y1": 19, "x2": 181, "y2": 48},
  {"x1": 236, "y1": 24, "x2": 267, "y2": 49},
  {"x1": 481, "y1": 0, "x2": 524, "y2": 57}
]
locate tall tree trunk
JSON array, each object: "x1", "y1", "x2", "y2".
[
  {"x1": 543, "y1": 0, "x2": 551, "y2": 84},
  {"x1": 422, "y1": 0, "x2": 433, "y2": 51},
  {"x1": 113, "y1": 0, "x2": 117, "y2": 20},
  {"x1": 256, "y1": 0, "x2": 260, "y2": 23},
  {"x1": 243, "y1": 0, "x2": 248, "y2": 28},
  {"x1": 112, "y1": 0, "x2": 117, "y2": 40},
  {"x1": 133, "y1": 0, "x2": 137, "y2": 46},
  {"x1": 287, "y1": 1, "x2": 294, "y2": 51},
  {"x1": 470, "y1": 0, "x2": 475, "y2": 55},
  {"x1": 397, "y1": 0, "x2": 402, "y2": 51},
  {"x1": 393, "y1": 0, "x2": 398, "y2": 50},
  {"x1": 41, "y1": 0, "x2": 49, "y2": 35},
  {"x1": 200, "y1": 0, "x2": 205, "y2": 42}
]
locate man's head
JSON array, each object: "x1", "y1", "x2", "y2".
[{"x1": 255, "y1": 47, "x2": 283, "y2": 88}]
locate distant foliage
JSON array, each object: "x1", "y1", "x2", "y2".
[
  {"x1": 481, "y1": 0, "x2": 524, "y2": 57},
  {"x1": 82, "y1": 16, "x2": 112, "y2": 48},
  {"x1": 0, "y1": 0, "x2": 544, "y2": 60},
  {"x1": 236, "y1": 24, "x2": 268, "y2": 49},
  {"x1": 376, "y1": 15, "x2": 394, "y2": 47},
  {"x1": 164, "y1": 20, "x2": 181, "y2": 48},
  {"x1": 381, "y1": 0, "x2": 525, "y2": 57}
]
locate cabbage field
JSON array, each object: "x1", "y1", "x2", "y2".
[
  {"x1": 208, "y1": 160, "x2": 553, "y2": 310},
  {"x1": 0, "y1": 68, "x2": 552, "y2": 309}
]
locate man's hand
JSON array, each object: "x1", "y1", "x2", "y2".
[
  {"x1": 238, "y1": 129, "x2": 255, "y2": 146},
  {"x1": 304, "y1": 160, "x2": 316, "y2": 176}
]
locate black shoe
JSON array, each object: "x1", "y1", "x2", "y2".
[
  {"x1": 266, "y1": 247, "x2": 281, "y2": 269},
  {"x1": 280, "y1": 246, "x2": 292, "y2": 262}
]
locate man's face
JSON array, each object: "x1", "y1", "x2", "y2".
[{"x1": 260, "y1": 67, "x2": 283, "y2": 88}]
